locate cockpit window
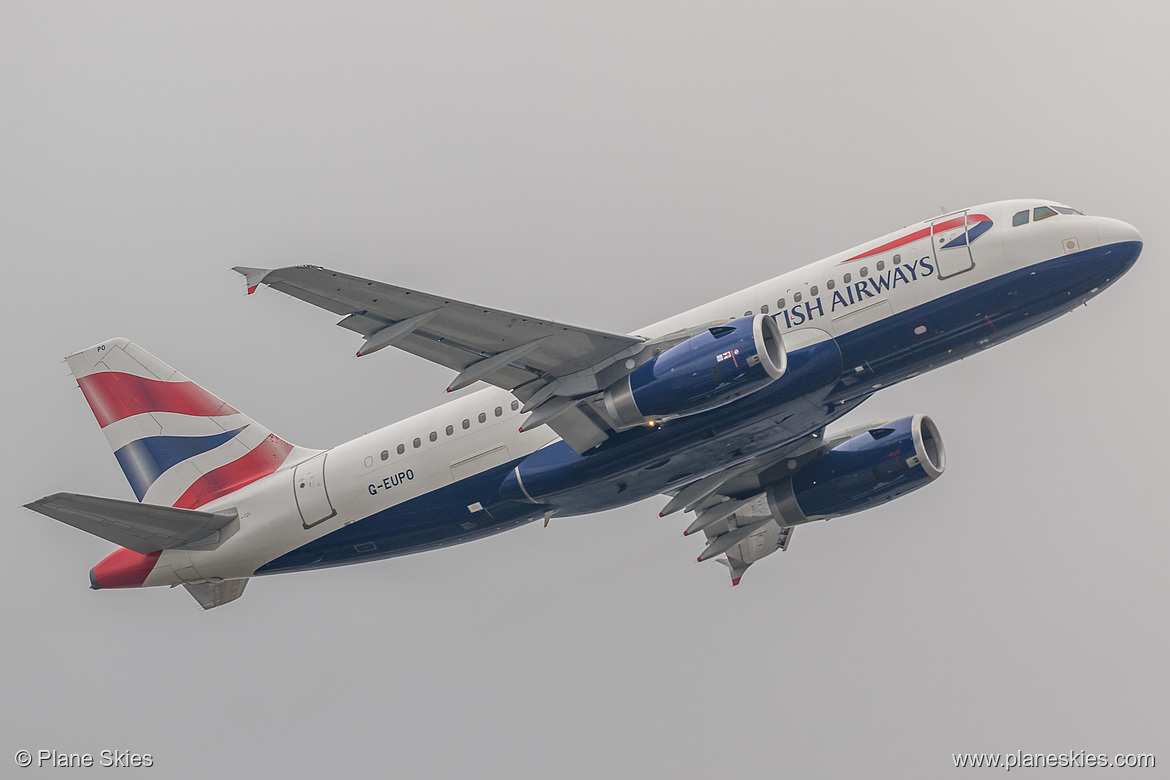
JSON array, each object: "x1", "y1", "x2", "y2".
[
  {"x1": 1033, "y1": 206, "x2": 1058, "y2": 221},
  {"x1": 1013, "y1": 210, "x2": 1029, "y2": 226},
  {"x1": 1054, "y1": 206, "x2": 1083, "y2": 215}
]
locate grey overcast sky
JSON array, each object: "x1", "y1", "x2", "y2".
[{"x1": 3, "y1": 2, "x2": 1167, "y2": 777}]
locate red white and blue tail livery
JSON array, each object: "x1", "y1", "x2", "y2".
[
  {"x1": 26, "y1": 199, "x2": 1143, "y2": 608},
  {"x1": 68, "y1": 339, "x2": 309, "y2": 508}
]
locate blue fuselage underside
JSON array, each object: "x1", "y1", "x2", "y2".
[{"x1": 256, "y1": 241, "x2": 1140, "y2": 576}]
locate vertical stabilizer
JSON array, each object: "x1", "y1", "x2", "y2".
[{"x1": 66, "y1": 338, "x2": 315, "y2": 508}]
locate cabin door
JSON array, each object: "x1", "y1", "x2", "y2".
[
  {"x1": 930, "y1": 211, "x2": 975, "y2": 279},
  {"x1": 294, "y1": 453, "x2": 336, "y2": 528}
]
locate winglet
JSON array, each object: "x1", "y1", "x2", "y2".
[
  {"x1": 716, "y1": 554, "x2": 752, "y2": 587},
  {"x1": 184, "y1": 579, "x2": 249, "y2": 610},
  {"x1": 233, "y1": 266, "x2": 272, "y2": 295}
]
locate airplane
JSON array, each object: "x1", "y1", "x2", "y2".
[{"x1": 25, "y1": 199, "x2": 1142, "y2": 608}]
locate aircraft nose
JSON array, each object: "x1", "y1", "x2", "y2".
[{"x1": 1096, "y1": 217, "x2": 1143, "y2": 247}]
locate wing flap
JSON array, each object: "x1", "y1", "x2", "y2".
[
  {"x1": 543, "y1": 404, "x2": 611, "y2": 452},
  {"x1": 720, "y1": 524, "x2": 794, "y2": 586},
  {"x1": 25, "y1": 493, "x2": 239, "y2": 555},
  {"x1": 661, "y1": 432, "x2": 830, "y2": 585}
]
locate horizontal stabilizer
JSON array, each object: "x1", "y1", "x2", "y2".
[
  {"x1": 184, "y1": 579, "x2": 248, "y2": 610},
  {"x1": 25, "y1": 493, "x2": 238, "y2": 555}
]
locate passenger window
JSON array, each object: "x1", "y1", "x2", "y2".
[
  {"x1": 744, "y1": 310, "x2": 752, "y2": 316},
  {"x1": 510, "y1": 400, "x2": 519, "y2": 411},
  {"x1": 397, "y1": 444, "x2": 405, "y2": 455},
  {"x1": 494, "y1": 406, "x2": 503, "y2": 417},
  {"x1": 445, "y1": 425, "x2": 454, "y2": 436},
  {"x1": 843, "y1": 273, "x2": 851, "y2": 283},
  {"x1": 826, "y1": 279, "x2": 835, "y2": 290},
  {"x1": 876, "y1": 260, "x2": 884, "y2": 271},
  {"x1": 1034, "y1": 206, "x2": 1057, "y2": 222},
  {"x1": 380, "y1": 450, "x2": 389, "y2": 461},
  {"x1": 413, "y1": 438, "x2": 421, "y2": 449},
  {"x1": 760, "y1": 304, "x2": 769, "y2": 314},
  {"x1": 1013, "y1": 210, "x2": 1029, "y2": 226},
  {"x1": 478, "y1": 412, "x2": 487, "y2": 423},
  {"x1": 777, "y1": 298, "x2": 786, "y2": 309},
  {"x1": 892, "y1": 254, "x2": 901, "y2": 265},
  {"x1": 462, "y1": 419, "x2": 470, "y2": 429},
  {"x1": 429, "y1": 431, "x2": 437, "y2": 442},
  {"x1": 860, "y1": 267, "x2": 869, "y2": 278},
  {"x1": 810, "y1": 285, "x2": 818, "y2": 296},
  {"x1": 794, "y1": 291, "x2": 802, "y2": 303}
]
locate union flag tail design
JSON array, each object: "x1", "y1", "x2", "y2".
[{"x1": 66, "y1": 338, "x2": 312, "y2": 509}]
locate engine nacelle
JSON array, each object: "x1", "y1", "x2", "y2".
[
  {"x1": 767, "y1": 415, "x2": 946, "y2": 525},
  {"x1": 603, "y1": 314, "x2": 786, "y2": 429}
]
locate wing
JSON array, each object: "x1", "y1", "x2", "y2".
[
  {"x1": 25, "y1": 493, "x2": 239, "y2": 555},
  {"x1": 236, "y1": 265, "x2": 664, "y2": 452},
  {"x1": 662, "y1": 418, "x2": 879, "y2": 585},
  {"x1": 699, "y1": 496, "x2": 795, "y2": 586}
]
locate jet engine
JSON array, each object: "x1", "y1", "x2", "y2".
[
  {"x1": 767, "y1": 414, "x2": 946, "y2": 526},
  {"x1": 602, "y1": 314, "x2": 786, "y2": 429}
]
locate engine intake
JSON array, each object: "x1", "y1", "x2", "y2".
[
  {"x1": 767, "y1": 415, "x2": 946, "y2": 525},
  {"x1": 603, "y1": 314, "x2": 786, "y2": 429}
]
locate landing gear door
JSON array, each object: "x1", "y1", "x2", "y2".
[
  {"x1": 931, "y1": 210, "x2": 975, "y2": 279},
  {"x1": 294, "y1": 453, "x2": 336, "y2": 528}
]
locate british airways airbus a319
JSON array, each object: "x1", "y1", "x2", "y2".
[{"x1": 26, "y1": 200, "x2": 1141, "y2": 608}]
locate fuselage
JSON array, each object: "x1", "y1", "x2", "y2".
[{"x1": 131, "y1": 199, "x2": 1142, "y2": 586}]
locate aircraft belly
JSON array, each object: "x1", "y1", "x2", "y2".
[
  {"x1": 254, "y1": 459, "x2": 543, "y2": 575},
  {"x1": 542, "y1": 397, "x2": 858, "y2": 516},
  {"x1": 503, "y1": 337, "x2": 846, "y2": 510}
]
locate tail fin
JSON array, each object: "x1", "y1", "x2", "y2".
[{"x1": 66, "y1": 338, "x2": 313, "y2": 509}]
